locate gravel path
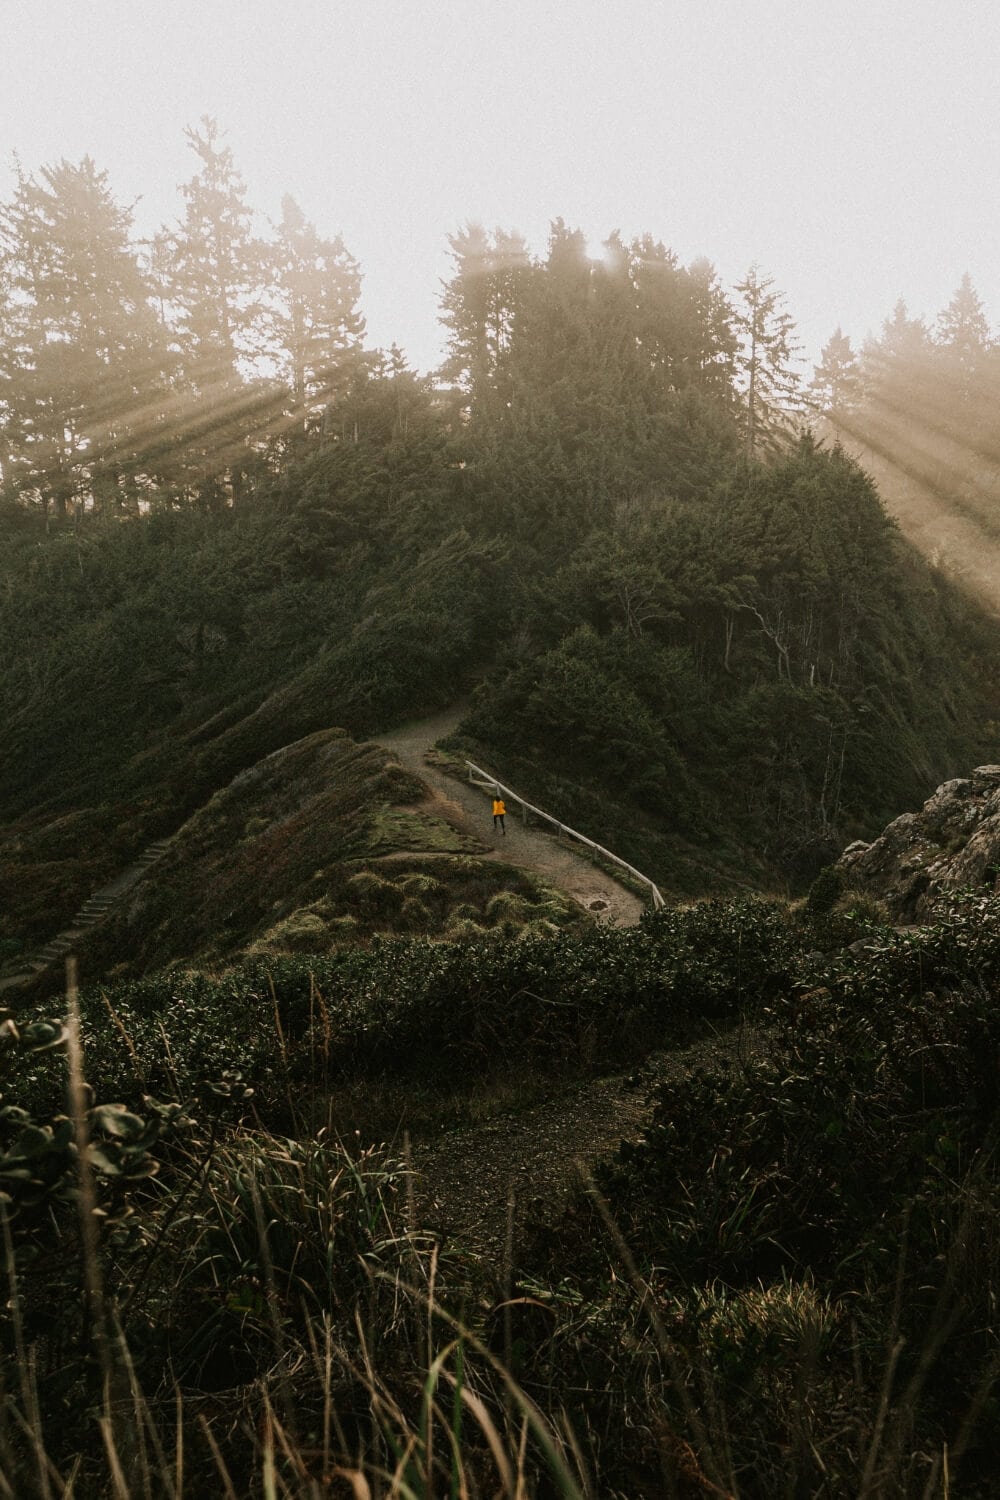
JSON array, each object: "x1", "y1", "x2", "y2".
[
  {"x1": 376, "y1": 708, "x2": 647, "y2": 928},
  {"x1": 410, "y1": 1019, "x2": 771, "y2": 1272}
]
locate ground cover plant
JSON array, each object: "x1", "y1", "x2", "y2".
[{"x1": 13, "y1": 897, "x2": 796, "y2": 1124}]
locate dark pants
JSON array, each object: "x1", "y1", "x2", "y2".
[{"x1": 494, "y1": 814, "x2": 505, "y2": 833}]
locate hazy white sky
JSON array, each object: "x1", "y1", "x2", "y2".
[{"x1": 3, "y1": 0, "x2": 999, "y2": 373}]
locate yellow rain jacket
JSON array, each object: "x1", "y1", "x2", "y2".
[{"x1": 492, "y1": 799, "x2": 506, "y2": 817}]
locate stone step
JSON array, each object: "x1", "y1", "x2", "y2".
[
  {"x1": 36, "y1": 944, "x2": 73, "y2": 963},
  {"x1": 0, "y1": 971, "x2": 37, "y2": 992},
  {"x1": 11, "y1": 827, "x2": 178, "y2": 990}
]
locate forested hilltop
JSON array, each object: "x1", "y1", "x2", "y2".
[{"x1": 2, "y1": 129, "x2": 999, "y2": 954}]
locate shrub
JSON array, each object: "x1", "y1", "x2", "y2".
[
  {"x1": 328, "y1": 913, "x2": 360, "y2": 942},
  {"x1": 804, "y1": 863, "x2": 843, "y2": 915},
  {"x1": 263, "y1": 908, "x2": 329, "y2": 952},
  {"x1": 444, "y1": 916, "x2": 486, "y2": 942},
  {"x1": 398, "y1": 896, "x2": 432, "y2": 932},
  {"x1": 449, "y1": 901, "x2": 480, "y2": 922},
  {"x1": 398, "y1": 872, "x2": 445, "y2": 900},
  {"x1": 345, "y1": 869, "x2": 401, "y2": 919},
  {"x1": 517, "y1": 918, "x2": 560, "y2": 940},
  {"x1": 485, "y1": 891, "x2": 531, "y2": 929}
]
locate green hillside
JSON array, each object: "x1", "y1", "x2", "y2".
[{"x1": 2, "y1": 424, "x2": 998, "y2": 964}]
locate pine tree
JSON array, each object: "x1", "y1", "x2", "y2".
[
  {"x1": 0, "y1": 237, "x2": 17, "y2": 498},
  {"x1": 810, "y1": 327, "x2": 860, "y2": 427},
  {"x1": 0, "y1": 158, "x2": 171, "y2": 519},
  {"x1": 438, "y1": 222, "x2": 531, "y2": 423},
  {"x1": 162, "y1": 117, "x2": 265, "y2": 380},
  {"x1": 682, "y1": 256, "x2": 739, "y2": 399},
  {"x1": 936, "y1": 273, "x2": 991, "y2": 362},
  {"x1": 732, "y1": 265, "x2": 804, "y2": 459},
  {"x1": 857, "y1": 299, "x2": 934, "y2": 435},
  {"x1": 156, "y1": 118, "x2": 268, "y2": 503},
  {"x1": 935, "y1": 273, "x2": 992, "y2": 406},
  {"x1": 868, "y1": 299, "x2": 932, "y2": 369},
  {"x1": 267, "y1": 194, "x2": 366, "y2": 438}
]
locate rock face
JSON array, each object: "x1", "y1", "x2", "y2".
[{"x1": 836, "y1": 766, "x2": 1000, "y2": 921}]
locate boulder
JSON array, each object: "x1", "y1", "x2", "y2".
[{"x1": 835, "y1": 767, "x2": 1000, "y2": 921}]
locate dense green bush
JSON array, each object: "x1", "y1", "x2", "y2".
[
  {"x1": 14, "y1": 898, "x2": 800, "y2": 1126},
  {"x1": 518, "y1": 891, "x2": 1000, "y2": 1492}
]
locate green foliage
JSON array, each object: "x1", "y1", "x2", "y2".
[
  {"x1": 461, "y1": 437, "x2": 1000, "y2": 883},
  {"x1": 805, "y1": 862, "x2": 844, "y2": 915},
  {"x1": 6, "y1": 896, "x2": 1000, "y2": 1494},
  {"x1": 3, "y1": 271, "x2": 1000, "y2": 933},
  {"x1": 525, "y1": 894, "x2": 1000, "y2": 1480},
  {"x1": 11, "y1": 898, "x2": 797, "y2": 1131}
]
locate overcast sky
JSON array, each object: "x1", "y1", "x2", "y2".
[{"x1": 3, "y1": 0, "x2": 998, "y2": 373}]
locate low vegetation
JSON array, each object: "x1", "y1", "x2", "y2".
[{"x1": 2, "y1": 890, "x2": 999, "y2": 1494}]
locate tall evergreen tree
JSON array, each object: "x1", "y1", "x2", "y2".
[
  {"x1": 867, "y1": 299, "x2": 932, "y2": 370},
  {"x1": 267, "y1": 194, "x2": 366, "y2": 438},
  {"x1": 162, "y1": 117, "x2": 265, "y2": 381},
  {"x1": 857, "y1": 299, "x2": 935, "y2": 435},
  {"x1": 682, "y1": 255, "x2": 739, "y2": 399},
  {"x1": 0, "y1": 158, "x2": 170, "y2": 519},
  {"x1": 156, "y1": 118, "x2": 268, "y2": 504},
  {"x1": 936, "y1": 272, "x2": 991, "y2": 362},
  {"x1": 438, "y1": 222, "x2": 531, "y2": 423},
  {"x1": 732, "y1": 265, "x2": 803, "y2": 459},
  {"x1": 935, "y1": 273, "x2": 992, "y2": 408},
  {"x1": 810, "y1": 327, "x2": 860, "y2": 429},
  {"x1": 0, "y1": 237, "x2": 16, "y2": 498}
]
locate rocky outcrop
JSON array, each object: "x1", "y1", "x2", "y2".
[{"x1": 836, "y1": 765, "x2": 1000, "y2": 920}]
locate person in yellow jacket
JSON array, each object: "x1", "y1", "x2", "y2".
[{"x1": 492, "y1": 793, "x2": 506, "y2": 835}]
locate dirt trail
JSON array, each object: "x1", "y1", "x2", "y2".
[
  {"x1": 410, "y1": 1019, "x2": 771, "y2": 1271},
  {"x1": 375, "y1": 708, "x2": 646, "y2": 927},
  {"x1": 376, "y1": 709, "x2": 730, "y2": 1267}
]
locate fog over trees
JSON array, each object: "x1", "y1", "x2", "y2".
[
  {"x1": 4, "y1": 118, "x2": 997, "y2": 563},
  {"x1": 0, "y1": 120, "x2": 814, "y2": 519}
]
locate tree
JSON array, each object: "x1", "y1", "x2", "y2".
[
  {"x1": 0, "y1": 157, "x2": 171, "y2": 520},
  {"x1": 156, "y1": 118, "x2": 269, "y2": 504},
  {"x1": 161, "y1": 117, "x2": 265, "y2": 381},
  {"x1": 935, "y1": 272, "x2": 992, "y2": 407},
  {"x1": 0, "y1": 237, "x2": 16, "y2": 497},
  {"x1": 856, "y1": 299, "x2": 935, "y2": 438},
  {"x1": 936, "y1": 273, "x2": 991, "y2": 363},
  {"x1": 438, "y1": 222, "x2": 531, "y2": 423},
  {"x1": 810, "y1": 327, "x2": 860, "y2": 430},
  {"x1": 732, "y1": 265, "x2": 804, "y2": 459},
  {"x1": 267, "y1": 195, "x2": 366, "y2": 439},
  {"x1": 866, "y1": 298, "x2": 932, "y2": 375},
  {"x1": 682, "y1": 255, "x2": 739, "y2": 399}
]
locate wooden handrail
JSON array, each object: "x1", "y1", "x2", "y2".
[{"x1": 466, "y1": 760, "x2": 665, "y2": 910}]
